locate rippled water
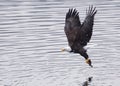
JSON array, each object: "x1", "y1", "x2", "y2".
[{"x1": 0, "y1": 0, "x2": 120, "y2": 86}]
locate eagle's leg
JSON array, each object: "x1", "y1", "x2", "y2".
[{"x1": 79, "y1": 48, "x2": 93, "y2": 67}]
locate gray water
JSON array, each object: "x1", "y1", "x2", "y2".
[{"x1": 0, "y1": 0, "x2": 120, "y2": 86}]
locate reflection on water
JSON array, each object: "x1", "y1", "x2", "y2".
[
  {"x1": 0, "y1": 0, "x2": 120, "y2": 86},
  {"x1": 82, "y1": 77, "x2": 93, "y2": 86}
]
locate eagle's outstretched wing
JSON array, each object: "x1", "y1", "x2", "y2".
[
  {"x1": 64, "y1": 8, "x2": 81, "y2": 48},
  {"x1": 78, "y1": 5, "x2": 97, "y2": 46}
]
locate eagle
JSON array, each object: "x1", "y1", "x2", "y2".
[{"x1": 63, "y1": 5, "x2": 97, "y2": 67}]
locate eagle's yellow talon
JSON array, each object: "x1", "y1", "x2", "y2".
[
  {"x1": 85, "y1": 58, "x2": 93, "y2": 67},
  {"x1": 85, "y1": 58, "x2": 90, "y2": 64}
]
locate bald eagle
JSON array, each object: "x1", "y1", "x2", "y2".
[{"x1": 64, "y1": 5, "x2": 97, "y2": 67}]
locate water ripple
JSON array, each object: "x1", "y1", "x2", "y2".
[{"x1": 0, "y1": 0, "x2": 120, "y2": 86}]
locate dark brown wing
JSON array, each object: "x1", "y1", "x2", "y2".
[
  {"x1": 64, "y1": 8, "x2": 81, "y2": 48},
  {"x1": 79, "y1": 5, "x2": 97, "y2": 46}
]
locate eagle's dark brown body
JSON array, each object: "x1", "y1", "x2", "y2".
[{"x1": 64, "y1": 6, "x2": 97, "y2": 66}]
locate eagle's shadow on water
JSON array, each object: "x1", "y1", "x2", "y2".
[{"x1": 81, "y1": 76, "x2": 93, "y2": 86}]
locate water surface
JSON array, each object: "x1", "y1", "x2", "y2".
[{"x1": 0, "y1": 0, "x2": 120, "y2": 86}]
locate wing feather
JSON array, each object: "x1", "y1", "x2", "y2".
[
  {"x1": 64, "y1": 8, "x2": 81, "y2": 48},
  {"x1": 80, "y1": 5, "x2": 97, "y2": 46}
]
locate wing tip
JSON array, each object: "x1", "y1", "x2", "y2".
[
  {"x1": 66, "y1": 8, "x2": 79, "y2": 20},
  {"x1": 86, "y1": 5, "x2": 97, "y2": 16}
]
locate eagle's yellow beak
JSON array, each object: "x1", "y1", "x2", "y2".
[
  {"x1": 85, "y1": 58, "x2": 93, "y2": 67},
  {"x1": 61, "y1": 48, "x2": 65, "y2": 51}
]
